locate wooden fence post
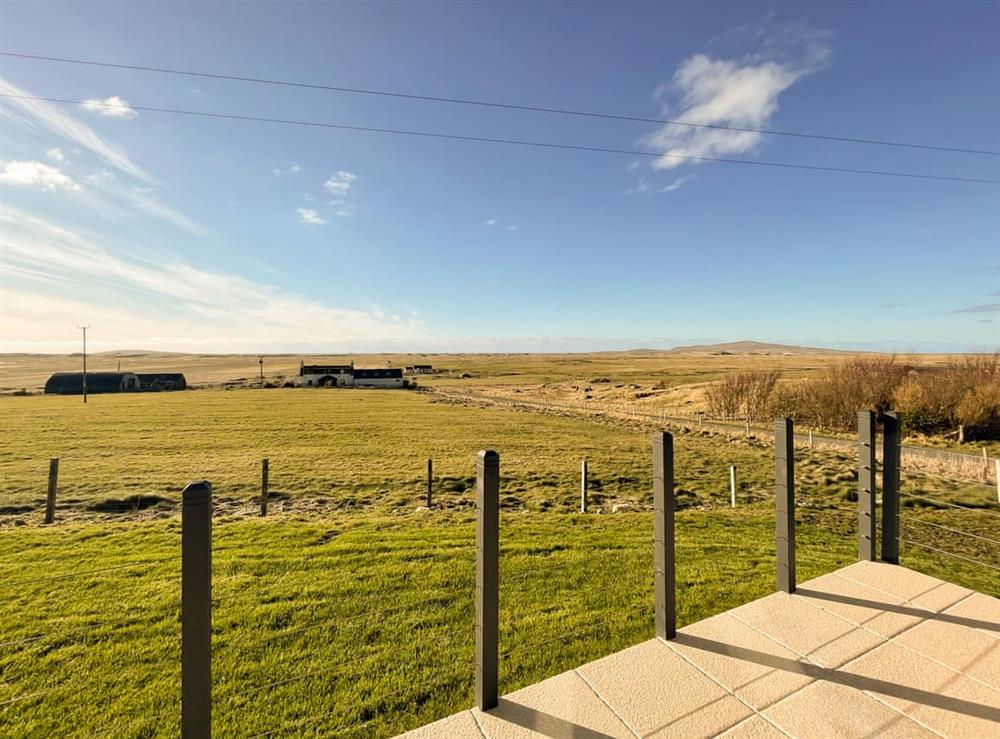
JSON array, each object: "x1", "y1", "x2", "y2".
[
  {"x1": 475, "y1": 450, "x2": 499, "y2": 711},
  {"x1": 882, "y1": 412, "x2": 900, "y2": 565},
  {"x1": 858, "y1": 411, "x2": 877, "y2": 561},
  {"x1": 182, "y1": 481, "x2": 212, "y2": 739},
  {"x1": 775, "y1": 418, "x2": 796, "y2": 593},
  {"x1": 730, "y1": 465, "x2": 737, "y2": 508},
  {"x1": 260, "y1": 458, "x2": 269, "y2": 517},
  {"x1": 427, "y1": 458, "x2": 433, "y2": 507},
  {"x1": 653, "y1": 432, "x2": 676, "y2": 640},
  {"x1": 580, "y1": 458, "x2": 588, "y2": 513},
  {"x1": 45, "y1": 458, "x2": 59, "y2": 524}
]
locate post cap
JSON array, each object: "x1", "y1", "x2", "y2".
[
  {"x1": 182, "y1": 480, "x2": 212, "y2": 502},
  {"x1": 477, "y1": 449, "x2": 499, "y2": 466}
]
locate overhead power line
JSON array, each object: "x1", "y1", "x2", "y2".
[
  {"x1": 2, "y1": 50, "x2": 998, "y2": 158},
  {"x1": 2, "y1": 93, "x2": 998, "y2": 185}
]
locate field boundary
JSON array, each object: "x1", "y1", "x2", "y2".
[{"x1": 432, "y1": 387, "x2": 998, "y2": 486}]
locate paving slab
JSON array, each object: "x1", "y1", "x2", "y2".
[
  {"x1": 840, "y1": 641, "x2": 1000, "y2": 737},
  {"x1": 667, "y1": 613, "x2": 814, "y2": 710},
  {"x1": 473, "y1": 669, "x2": 636, "y2": 739},
  {"x1": 727, "y1": 591, "x2": 884, "y2": 668},
  {"x1": 942, "y1": 592, "x2": 1000, "y2": 641},
  {"x1": 762, "y1": 680, "x2": 938, "y2": 738},
  {"x1": 577, "y1": 638, "x2": 751, "y2": 737},
  {"x1": 834, "y1": 560, "x2": 946, "y2": 602},
  {"x1": 715, "y1": 715, "x2": 788, "y2": 739},
  {"x1": 797, "y1": 571, "x2": 924, "y2": 639},
  {"x1": 894, "y1": 616, "x2": 1000, "y2": 689},
  {"x1": 909, "y1": 581, "x2": 975, "y2": 613}
]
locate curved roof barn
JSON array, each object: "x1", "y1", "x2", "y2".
[{"x1": 44, "y1": 372, "x2": 140, "y2": 395}]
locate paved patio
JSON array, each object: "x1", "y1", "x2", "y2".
[{"x1": 401, "y1": 561, "x2": 1000, "y2": 738}]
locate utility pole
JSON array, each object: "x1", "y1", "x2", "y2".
[
  {"x1": 258, "y1": 356, "x2": 264, "y2": 388},
  {"x1": 78, "y1": 325, "x2": 91, "y2": 404}
]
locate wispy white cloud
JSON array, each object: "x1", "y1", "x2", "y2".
[
  {"x1": 318, "y1": 171, "x2": 358, "y2": 217},
  {"x1": 507, "y1": 224, "x2": 518, "y2": 232},
  {"x1": 297, "y1": 207, "x2": 327, "y2": 226},
  {"x1": 81, "y1": 95, "x2": 138, "y2": 120},
  {"x1": 952, "y1": 304, "x2": 1000, "y2": 313},
  {"x1": 0, "y1": 77, "x2": 150, "y2": 181},
  {"x1": 644, "y1": 20, "x2": 831, "y2": 170},
  {"x1": 1, "y1": 205, "x2": 425, "y2": 352},
  {"x1": 661, "y1": 175, "x2": 694, "y2": 192},
  {"x1": 328, "y1": 200, "x2": 356, "y2": 217},
  {"x1": 77, "y1": 167, "x2": 205, "y2": 236},
  {"x1": 273, "y1": 162, "x2": 302, "y2": 176},
  {"x1": 1, "y1": 160, "x2": 80, "y2": 191},
  {"x1": 323, "y1": 170, "x2": 356, "y2": 194},
  {"x1": 45, "y1": 147, "x2": 64, "y2": 162},
  {"x1": 628, "y1": 174, "x2": 695, "y2": 195},
  {"x1": 483, "y1": 218, "x2": 497, "y2": 226}
]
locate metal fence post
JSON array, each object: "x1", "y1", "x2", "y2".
[
  {"x1": 858, "y1": 411, "x2": 877, "y2": 561},
  {"x1": 882, "y1": 412, "x2": 900, "y2": 564},
  {"x1": 580, "y1": 458, "x2": 588, "y2": 513},
  {"x1": 729, "y1": 465, "x2": 737, "y2": 508},
  {"x1": 182, "y1": 481, "x2": 212, "y2": 739},
  {"x1": 45, "y1": 458, "x2": 59, "y2": 524},
  {"x1": 775, "y1": 418, "x2": 796, "y2": 593},
  {"x1": 427, "y1": 458, "x2": 433, "y2": 507},
  {"x1": 260, "y1": 459, "x2": 269, "y2": 517},
  {"x1": 653, "y1": 432, "x2": 676, "y2": 640},
  {"x1": 475, "y1": 450, "x2": 499, "y2": 711}
]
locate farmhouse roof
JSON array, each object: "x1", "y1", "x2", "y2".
[
  {"x1": 301, "y1": 364, "x2": 352, "y2": 375},
  {"x1": 353, "y1": 368, "x2": 403, "y2": 379}
]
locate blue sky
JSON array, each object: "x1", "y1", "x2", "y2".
[{"x1": 1, "y1": 1, "x2": 998, "y2": 353}]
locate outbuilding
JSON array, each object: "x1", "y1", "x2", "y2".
[
  {"x1": 353, "y1": 368, "x2": 404, "y2": 388},
  {"x1": 137, "y1": 373, "x2": 187, "y2": 391},
  {"x1": 44, "y1": 372, "x2": 140, "y2": 395}
]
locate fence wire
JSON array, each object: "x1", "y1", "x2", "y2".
[{"x1": 899, "y1": 537, "x2": 1000, "y2": 573}]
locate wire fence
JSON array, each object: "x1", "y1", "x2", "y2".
[
  {"x1": 4, "y1": 407, "x2": 999, "y2": 735},
  {"x1": 435, "y1": 387, "x2": 999, "y2": 486}
]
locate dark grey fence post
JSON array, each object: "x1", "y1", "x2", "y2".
[
  {"x1": 858, "y1": 410, "x2": 877, "y2": 561},
  {"x1": 653, "y1": 432, "x2": 676, "y2": 639},
  {"x1": 580, "y1": 458, "x2": 588, "y2": 513},
  {"x1": 475, "y1": 450, "x2": 499, "y2": 711},
  {"x1": 775, "y1": 418, "x2": 796, "y2": 593},
  {"x1": 260, "y1": 458, "x2": 269, "y2": 517},
  {"x1": 182, "y1": 481, "x2": 212, "y2": 739},
  {"x1": 45, "y1": 458, "x2": 59, "y2": 524},
  {"x1": 427, "y1": 458, "x2": 433, "y2": 507},
  {"x1": 882, "y1": 412, "x2": 900, "y2": 564}
]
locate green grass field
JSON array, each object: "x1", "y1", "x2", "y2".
[{"x1": 1, "y1": 389, "x2": 997, "y2": 736}]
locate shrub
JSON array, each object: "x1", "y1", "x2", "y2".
[{"x1": 705, "y1": 370, "x2": 780, "y2": 422}]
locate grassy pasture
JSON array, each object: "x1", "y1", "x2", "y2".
[
  {"x1": 0, "y1": 388, "x2": 842, "y2": 517},
  {"x1": 1, "y1": 387, "x2": 997, "y2": 736}
]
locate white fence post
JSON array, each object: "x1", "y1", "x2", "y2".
[{"x1": 730, "y1": 465, "x2": 737, "y2": 507}]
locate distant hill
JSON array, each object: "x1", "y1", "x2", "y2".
[{"x1": 667, "y1": 341, "x2": 847, "y2": 355}]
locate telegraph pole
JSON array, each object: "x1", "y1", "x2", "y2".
[
  {"x1": 78, "y1": 325, "x2": 91, "y2": 404},
  {"x1": 258, "y1": 356, "x2": 264, "y2": 388}
]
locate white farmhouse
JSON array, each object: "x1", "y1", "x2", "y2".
[
  {"x1": 298, "y1": 362, "x2": 405, "y2": 388},
  {"x1": 299, "y1": 363, "x2": 354, "y2": 387}
]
